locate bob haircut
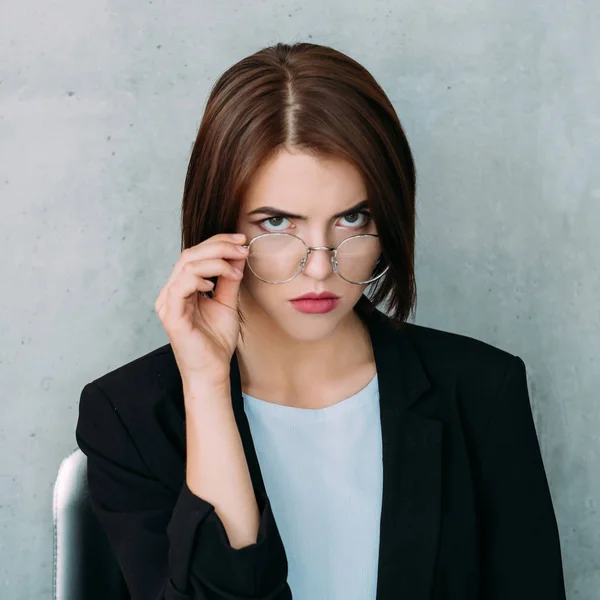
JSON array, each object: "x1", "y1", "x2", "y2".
[{"x1": 181, "y1": 41, "x2": 417, "y2": 333}]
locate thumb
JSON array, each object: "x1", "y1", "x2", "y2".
[{"x1": 212, "y1": 256, "x2": 246, "y2": 311}]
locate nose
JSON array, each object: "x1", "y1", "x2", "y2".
[{"x1": 301, "y1": 246, "x2": 337, "y2": 280}]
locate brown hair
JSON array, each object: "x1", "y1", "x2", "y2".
[{"x1": 180, "y1": 41, "x2": 417, "y2": 332}]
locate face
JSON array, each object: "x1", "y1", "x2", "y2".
[{"x1": 235, "y1": 147, "x2": 380, "y2": 343}]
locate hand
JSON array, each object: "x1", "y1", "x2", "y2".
[{"x1": 154, "y1": 232, "x2": 249, "y2": 389}]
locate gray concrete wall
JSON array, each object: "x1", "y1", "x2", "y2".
[{"x1": 1, "y1": 0, "x2": 598, "y2": 598}]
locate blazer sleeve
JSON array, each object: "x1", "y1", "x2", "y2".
[
  {"x1": 477, "y1": 355, "x2": 567, "y2": 599},
  {"x1": 75, "y1": 381, "x2": 291, "y2": 600}
]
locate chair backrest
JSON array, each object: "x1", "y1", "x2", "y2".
[{"x1": 53, "y1": 449, "x2": 129, "y2": 600}]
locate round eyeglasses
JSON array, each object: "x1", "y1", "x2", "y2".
[{"x1": 240, "y1": 232, "x2": 389, "y2": 285}]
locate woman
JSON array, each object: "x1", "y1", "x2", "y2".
[{"x1": 75, "y1": 42, "x2": 566, "y2": 600}]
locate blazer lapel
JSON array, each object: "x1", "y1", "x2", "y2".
[{"x1": 364, "y1": 308, "x2": 443, "y2": 600}]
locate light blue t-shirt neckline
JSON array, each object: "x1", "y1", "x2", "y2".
[{"x1": 242, "y1": 372, "x2": 379, "y2": 421}]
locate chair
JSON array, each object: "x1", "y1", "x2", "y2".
[{"x1": 53, "y1": 448, "x2": 129, "y2": 600}]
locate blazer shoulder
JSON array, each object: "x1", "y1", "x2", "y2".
[
  {"x1": 401, "y1": 322, "x2": 527, "y2": 441},
  {"x1": 405, "y1": 321, "x2": 517, "y2": 369},
  {"x1": 83, "y1": 342, "x2": 181, "y2": 416},
  {"x1": 76, "y1": 342, "x2": 186, "y2": 487},
  {"x1": 402, "y1": 321, "x2": 521, "y2": 395}
]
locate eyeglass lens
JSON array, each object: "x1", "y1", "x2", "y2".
[{"x1": 246, "y1": 234, "x2": 384, "y2": 284}]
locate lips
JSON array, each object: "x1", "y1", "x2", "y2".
[
  {"x1": 289, "y1": 297, "x2": 340, "y2": 314},
  {"x1": 290, "y1": 292, "x2": 339, "y2": 301}
]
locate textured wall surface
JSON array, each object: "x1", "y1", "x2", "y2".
[{"x1": 1, "y1": 0, "x2": 598, "y2": 598}]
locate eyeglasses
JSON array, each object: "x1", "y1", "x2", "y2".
[{"x1": 241, "y1": 232, "x2": 389, "y2": 285}]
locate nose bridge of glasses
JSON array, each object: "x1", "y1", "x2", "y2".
[
  {"x1": 300, "y1": 227, "x2": 351, "y2": 251},
  {"x1": 303, "y1": 245, "x2": 337, "y2": 273},
  {"x1": 306, "y1": 244, "x2": 336, "y2": 252}
]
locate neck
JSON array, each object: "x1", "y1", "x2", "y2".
[{"x1": 234, "y1": 298, "x2": 373, "y2": 402}]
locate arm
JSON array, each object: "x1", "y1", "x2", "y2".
[
  {"x1": 183, "y1": 381, "x2": 261, "y2": 551},
  {"x1": 477, "y1": 355, "x2": 567, "y2": 599},
  {"x1": 75, "y1": 381, "x2": 291, "y2": 600}
]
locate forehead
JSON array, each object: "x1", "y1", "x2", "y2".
[{"x1": 243, "y1": 149, "x2": 366, "y2": 212}]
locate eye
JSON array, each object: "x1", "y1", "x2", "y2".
[
  {"x1": 255, "y1": 210, "x2": 373, "y2": 233},
  {"x1": 339, "y1": 210, "x2": 373, "y2": 228},
  {"x1": 257, "y1": 216, "x2": 290, "y2": 232}
]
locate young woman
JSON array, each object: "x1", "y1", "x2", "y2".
[{"x1": 76, "y1": 42, "x2": 566, "y2": 600}]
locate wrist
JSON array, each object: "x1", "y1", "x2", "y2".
[{"x1": 182, "y1": 378, "x2": 232, "y2": 411}]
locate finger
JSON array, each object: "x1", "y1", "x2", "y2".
[
  {"x1": 160, "y1": 258, "x2": 241, "y2": 318},
  {"x1": 179, "y1": 258, "x2": 245, "y2": 281},
  {"x1": 212, "y1": 256, "x2": 246, "y2": 312},
  {"x1": 155, "y1": 263, "x2": 215, "y2": 312},
  {"x1": 156, "y1": 235, "x2": 248, "y2": 310},
  {"x1": 167, "y1": 238, "x2": 248, "y2": 289},
  {"x1": 180, "y1": 234, "x2": 247, "y2": 267},
  {"x1": 181, "y1": 234, "x2": 248, "y2": 263},
  {"x1": 164, "y1": 270, "x2": 226, "y2": 323}
]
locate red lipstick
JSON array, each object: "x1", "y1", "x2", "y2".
[
  {"x1": 289, "y1": 291, "x2": 340, "y2": 314},
  {"x1": 290, "y1": 291, "x2": 339, "y2": 301}
]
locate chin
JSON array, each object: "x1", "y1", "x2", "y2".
[
  {"x1": 272, "y1": 316, "x2": 344, "y2": 344},
  {"x1": 270, "y1": 299, "x2": 356, "y2": 342}
]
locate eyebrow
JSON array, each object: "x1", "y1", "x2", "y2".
[{"x1": 246, "y1": 199, "x2": 370, "y2": 220}]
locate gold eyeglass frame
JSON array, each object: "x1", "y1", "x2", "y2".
[{"x1": 241, "y1": 232, "x2": 390, "y2": 285}]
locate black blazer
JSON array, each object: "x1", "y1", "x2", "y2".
[{"x1": 75, "y1": 303, "x2": 567, "y2": 600}]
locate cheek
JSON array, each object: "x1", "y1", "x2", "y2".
[{"x1": 239, "y1": 273, "x2": 281, "y2": 309}]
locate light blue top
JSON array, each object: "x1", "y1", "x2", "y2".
[{"x1": 242, "y1": 373, "x2": 383, "y2": 600}]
